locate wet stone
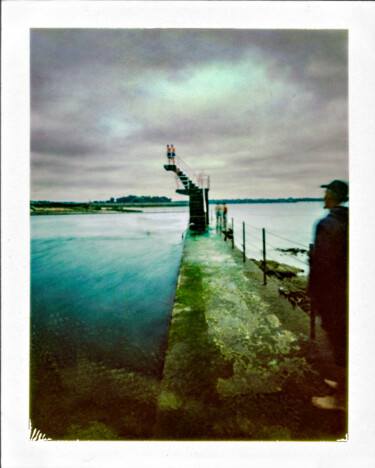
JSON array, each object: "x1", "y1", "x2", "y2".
[{"x1": 154, "y1": 228, "x2": 346, "y2": 441}]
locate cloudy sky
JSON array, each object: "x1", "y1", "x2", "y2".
[{"x1": 31, "y1": 29, "x2": 348, "y2": 202}]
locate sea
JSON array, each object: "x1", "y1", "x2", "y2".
[
  {"x1": 30, "y1": 201, "x2": 331, "y2": 437},
  {"x1": 31, "y1": 211, "x2": 189, "y2": 376},
  {"x1": 31, "y1": 202, "x2": 328, "y2": 370},
  {"x1": 216, "y1": 201, "x2": 328, "y2": 273}
]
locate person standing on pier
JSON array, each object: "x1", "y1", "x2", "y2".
[
  {"x1": 309, "y1": 180, "x2": 348, "y2": 411},
  {"x1": 166, "y1": 145, "x2": 172, "y2": 164},
  {"x1": 216, "y1": 204, "x2": 222, "y2": 227},
  {"x1": 223, "y1": 203, "x2": 228, "y2": 228},
  {"x1": 171, "y1": 144, "x2": 176, "y2": 165}
]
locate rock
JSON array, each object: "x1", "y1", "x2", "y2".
[
  {"x1": 278, "y1": 277, "x2": 310, "y2": 313},
  {"x1": 253, "y1": 260, "x2": 303, "y2": 280}
]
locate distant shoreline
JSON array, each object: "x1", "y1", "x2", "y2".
[
  {"x1": 30, "y1": 199, "x2": 323, "y2": 215},
  {"x1": 31, "y1": 198, "x2": 323, "y2": 207},
  {"x1": 30, "y1": 206, "x2": 144, "y2": 216},
  {"x1": 210, "y1": 198, "x2": 323, "y2": 204}
]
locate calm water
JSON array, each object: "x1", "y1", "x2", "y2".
[
  {"x1": 210, "y1": 201, "x2": 331, "y2": 273},
  {"x1": 31, "y1": 212, "x2": 189, "y2": 376},
  {"x1": 31, "y1": 202, "x2": 328, "y2": 368},
  {"x1": 30, "y1": 202, "x2": 336, "y2": 438}
]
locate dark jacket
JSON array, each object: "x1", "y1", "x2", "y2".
[{"x1": 309, "y1": 206, "x2": 348, "y2": 331}]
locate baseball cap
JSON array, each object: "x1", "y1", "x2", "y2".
[{"x1": 321, "y1": 180, "x2": 349, "y2": 202}]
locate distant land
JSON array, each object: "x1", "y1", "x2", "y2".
[
  {"x1": 30, "y1": 197, "x2": 184, "y2": 215},
  {"x1": 30, "y1": 197, "x2": 323, "y2": 215},
  {"x1": 210, "y1": 197, "x2": 323, "y2": 204},
  {"x1": 31, "y1": 196, "x2": 323, "y2": 205}
]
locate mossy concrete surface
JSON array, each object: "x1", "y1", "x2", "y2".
[{"x1": 154, "y1": 228, "x2": 346, "y2": 440}]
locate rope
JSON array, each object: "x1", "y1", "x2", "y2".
[
  {"x1": 265, "y1": 244, "x2": 309, "y2": 268},
  {"x1": 243, "y1": 240, "x2": 263, "y2": 255},
  {"x1": 242, "y1": 226, "x2": 309, "y2": 265},
  {"x1": 265, "y1": 245, "x2": 310, "y2": 267},
  {"x1": 230, "y1": 226, "x2": 262, "y2": 257},
  {"x1": 175, "y1": 155, "x2": 198, "y2": 185},
  {"x1": 240, "y1": 221, "x2": 309, "y2": 254},
  {"x1": 264, "y1": 238, "x2": 282, "y2": 251},
  {"x1": 223, "y1": 233, "x2": 306, "y2": 279},
  {"x1": 232, "y1": 221, "x2": 260, "y2": 238},
  {"x1": 265, "y1": 229, "x2": 309, "y2": 249},
  {"x1": 245, "y1": 231, "x2": 263, "y2": 243},
  {"x1": 244, "y1": 222, "x2": 262, "y2": 232},
  {"x1": 219, "y1": 220, "x2": 310, "y2": 306},
  {"x1": 226, "y1": 216, "x2": 311, "y2": 271},
  {"x1": 264, "y1": 250, "x2": 305, "y2": 274},
  {"x1": 263, "y1": 235, "x2": 309, "y2": 267}
]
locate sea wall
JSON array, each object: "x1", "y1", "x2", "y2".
[{"x1": 153, "y1": 228, "x2": 345, "y2": 440}]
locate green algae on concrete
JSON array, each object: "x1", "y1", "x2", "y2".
[{"x1": 154, "y1": 228, "x2": 346, "y2": 440}]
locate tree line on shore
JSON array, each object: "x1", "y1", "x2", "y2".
[
  {"x1": 31, "y1": 195, "x2": 172, "y2": 206},
  {"x1": 31, "y1": 196, "x2": 323, "y2": 207}
]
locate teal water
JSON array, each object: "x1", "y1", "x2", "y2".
[
  {"x1": 211, "y1": 201, "x2": 331, "y2": 273},
  {"x1": 31, "y1": 202, "x2": 328, "y2": 375},
  {"x1": 31, "y1": 212, "x2": 189, "y2": 376},
  {"x1": 30, "y1": 203, "x2": 335, "y2": 439}
]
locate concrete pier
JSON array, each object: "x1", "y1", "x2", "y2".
[{"x1": 154, "y1": 228, "x2": 346, "y2": 440}]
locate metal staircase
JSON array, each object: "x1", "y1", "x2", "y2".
[{"x1": 164, "y1": 154, "x2": 210, "y2": 232}]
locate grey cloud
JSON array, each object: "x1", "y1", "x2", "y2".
[
  {"x1": 31, "y1": 129, "x2": 98, "y2": 157},
  {"x1": 31, "y1": 29, "x2": 348, "y2": 201}
]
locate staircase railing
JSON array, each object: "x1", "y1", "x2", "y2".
[
  {"x1": 168, "y1": 153, "x2": 210, "y2": 190},
  {"x1": 175, "y1": 155, "x2": 198, "y2": 186},
  {"x1": 197, "y1": 174, "x2": 210, "y2": 190}
]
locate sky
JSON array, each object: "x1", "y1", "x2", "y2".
[{"x1": 31, "y1": 29, "x2": 348, "y2": 202}]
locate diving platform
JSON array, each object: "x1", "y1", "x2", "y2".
[{"x1": 164, "y1": 158, "x2": 210, "y2": 232}]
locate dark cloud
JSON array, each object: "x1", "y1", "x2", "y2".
[
  {"x1": 31, "y1": 29, "x2": 348, "y2": 201},
  {"x1": 31, "y1": 129, "x2": 98, "y2": 157}
]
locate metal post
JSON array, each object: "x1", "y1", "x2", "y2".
[
  {"x1": 262, "y1": 228, "x2": 267, "y2": 285},
  {"x1": 242, "y1": 222, "x2": 246, "y2": 262},
  {"x1": 309, "y1": 243, "x2": 315, "y2": 340},
  {"x1": 231, "y1": 218, "x2": 234, "y2": 249}
]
